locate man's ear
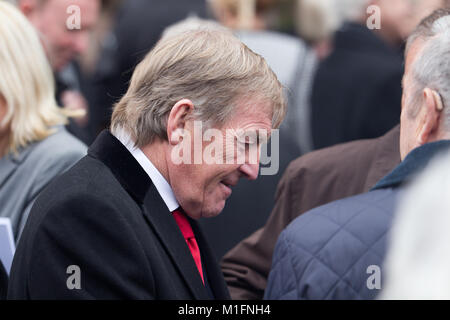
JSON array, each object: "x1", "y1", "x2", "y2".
[
  {"x1": 417, "y1": 88, "x2": 443, "y2": 145},
  {"x1": 166, "y1": 99, "x2": 194, "y2": 146}
]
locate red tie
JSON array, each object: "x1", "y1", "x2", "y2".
[{"x1": 172, "y1": 208, "x2": 204, "y2": 285}]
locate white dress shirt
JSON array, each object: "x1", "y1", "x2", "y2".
[{"x1": 113, "y1": 128, "x2": 179, "y2": 212}]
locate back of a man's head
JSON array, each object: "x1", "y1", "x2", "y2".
[
  {"x1": 404, "y1": 8, "x2": 450, "y2": 121},
  {"x1": 400, "y1": 8, "x2": 450, "y2": 159}
]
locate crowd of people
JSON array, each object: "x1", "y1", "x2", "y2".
[{"x1": 1, "y1": 0, "x2": 450, "y2": 300}]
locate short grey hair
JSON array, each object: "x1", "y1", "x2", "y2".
[
  {"x1": 111, "y1": 29, "x2": 286, "y2": 147},
  {"x1": 405, "y1": 8, "x2": 450, "y2": 127}
]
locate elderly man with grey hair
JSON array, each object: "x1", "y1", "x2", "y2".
[
  {"x1": 8, "y1": 28, "x2": 285, "y2": 299},
  {"x1": 265, "y1": 8, "x2": 450, "y2": 300}
]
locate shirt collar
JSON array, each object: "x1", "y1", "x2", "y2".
[
  {"x1": 112, "y1": 128, "x2": 179, "y2": 212},
  {"x1": 372, "y1": 140, "x2": 450, "y2": 191}
]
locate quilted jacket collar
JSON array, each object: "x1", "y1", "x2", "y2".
[{"x1": 372, "y1": 140, "x2": 450, "y2": 190}]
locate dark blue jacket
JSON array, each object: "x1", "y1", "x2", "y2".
[{"x1": 264, "y1": 141, "x2": 450, "y2": 300}]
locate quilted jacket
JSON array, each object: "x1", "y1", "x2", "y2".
[{"x1": 264, "y1": 140, "x2": 450, "y2": 300}]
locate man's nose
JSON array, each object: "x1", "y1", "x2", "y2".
[{"x1": 239, "y1": 162, "x2": 260, "y2": 181}]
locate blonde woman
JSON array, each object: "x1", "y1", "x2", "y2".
[{"x1": 0, "y1": 2, "x2": 86, "y2": 242}]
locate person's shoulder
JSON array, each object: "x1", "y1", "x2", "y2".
[
  {"x1": 237, "y1": 30, "x2": 310, "y2": 69},
  {"x1": 25, "y1": 126, "x2": 86, "y2": 170},
  {"x1": 285, "y1": 137, "x2": 380, "y2": 177},
  {"x1": 259, "y1": 30, "x2": 307, "y2": 49},
  {"x1": 24, "y1": 160, "x2": 128, "y2": 235},
  {"x1": 282, "y1": 188, "x2": 397, "y2": 245},
  {"x1": 270, "y1": 189, "x2": 395, "y2": 300},
  {"x1": 323, "y1": 39, "x2": 402, "y2": 78},
  {"x1": 36, "y1": 126, "x2": 87, "y2": 157}
]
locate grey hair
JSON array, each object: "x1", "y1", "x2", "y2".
[
  {"x1": 404, "y1": 9, "x2": 450, "y2": 127},
  {"x1": 111, "y1": 28, "x2": 286, "y2": 147}
]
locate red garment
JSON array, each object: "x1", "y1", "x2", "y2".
[{"x1": 172, "y1": 209, "x2": 204, "y2": 284}]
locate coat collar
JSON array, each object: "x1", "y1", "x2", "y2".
[
  {"x1": 364, "y1": 125, "x2": 401, "y2": 190},
  {"x1": 372, "y1": 140, "x2": 450, "y2": 190},
  {"x1": 88, "y1": 130, "x2": 214, "y2": 299},
  {"x1": 88, "y1": 130, "x2": 151, "y2": 204}
]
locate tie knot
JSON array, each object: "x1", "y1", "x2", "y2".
[{"x1": 172, "y1": 209, "x2": 194, "y2": 239}]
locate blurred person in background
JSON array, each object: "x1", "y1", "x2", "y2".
[
  {"x1": 86, "y1": 0, "x2": 207, "y2": 140},
  {"x1": 295, "y1": 0, "x2": 341, "y2": 59},
  {"x1": 202, "y1": 0, "x2": 317, "y2": 260},
  {"x1": 0, "y1": 2, "x2": 86, "y2": 242},
  {"x1": 310, "y1": 0, "x2": 409, "y2": 149},
  {"x1": 265, "y1": 8, "x2": 450, "y2": 300},
  {"x1": 222, "y1": 0, "x2": 448, "y2": 300},
  {"x1": 77, "y1": 0, "x2": 123, "y2": 76},
  {"x1": 380, "y1": 150, "x2": 450, "y2": 300},
  {"x1": 17, "y1": 0, "x2": 100, "y2": 144}
]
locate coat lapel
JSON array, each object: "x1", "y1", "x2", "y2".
[
  {"x1": 191, "y1": 221, "x2": 231, "y2": 299},
  {"x1": 141, "y1": 187, "x2": 211, "y2": 299},
  {"x1": 89, "y1": 131, "x2": 210, "y2": 299}
]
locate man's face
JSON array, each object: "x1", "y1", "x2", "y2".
[
  {"x1": 400, "y1": 38, "x2": 424, "y2": 159},
  {"x1": 23, "y1": 0, "x2": 100, "y2": 71},
  {"x1": 167, "y1": 100, "x2": 273, "y2": 219}
]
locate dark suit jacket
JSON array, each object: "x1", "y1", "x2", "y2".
[
  {"x1": 311, "y1": 22, "x2": 403, "y2": 149},
  {"x1": 0, "y1": 261, "x2": 7, "y2": 300},
  {"x1": 221, "y1": 125, "x2": 401, "y2": 299},
  {"x1": 7, "y1": 131, "x2": 230, "y2": 300}
]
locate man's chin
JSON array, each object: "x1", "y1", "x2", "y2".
[{"x1": 201, "y1": 201, "x2": 226, "y2": 219}]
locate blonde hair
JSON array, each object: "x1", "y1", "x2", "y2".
[
  {"x1": 111, "y1": 29, "x2": 286, "y2": 148},
  {"x1": 295, "y1": 0, "x2": 371, "y2": 43},
  {"x1": 295, "y1": 0, "x2": 341, "y2": 43},
  {"x1": 0, "y1": 1, "x2": 72, "y2": 154},
  {"x1": 209, "y1": 0, "x2": 278, "y2": 29}
]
